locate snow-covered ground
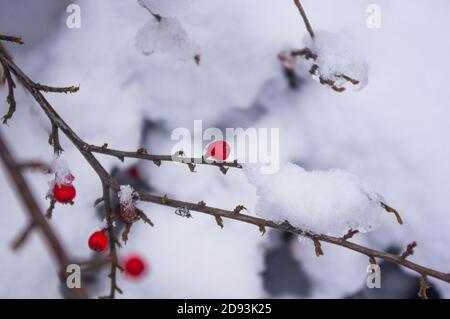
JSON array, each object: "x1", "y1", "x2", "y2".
[{"x1": 1, "y1": 0, "x2": 449, "y2": 298}]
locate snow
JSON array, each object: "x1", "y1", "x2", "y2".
[
  {"x1": 50, "y1": 155, "x2": 73, "y2": 186},
  {"x1": 118, "y1": 185, "x2": 137, "y2": 207},
  {"x1": 136, "y1": 16, "x2": 197, "y2": 59},
  {"x1": 1, "y1": 0, "x2": 450, "y2": 299},
  {"x1": 244, "y1": 163, "x2": 383, "y2": 236},
  {"x1": 303, "y1": 30, "x2": 369, "y2": 90}
]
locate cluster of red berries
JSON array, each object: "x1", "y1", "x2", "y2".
[
  {"x1": 53, "y1": 169, "x2": 147, "y2": 278},
  {"x1": 88, "y1": 230, "x2": 147, "y2": 277}
]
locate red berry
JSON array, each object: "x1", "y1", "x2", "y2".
[
  {"x1": 116, "y1": 204, "x2": 138, "y2": 224},
  {"x1": 127, "y1": 165, "x2": 140, "y2": 179},
  {"x1": 88, "y1": 231, "x2": 108, "y2": 253},
  {"x1": 53, "y1": 184, "x2": 76, "y2": 203},
  {"x1": 124, "y1": 254, "x2": 147, "y2": 277},
  {"x1": 206, "y1": 140, "x2": 230, "y2": 161}
]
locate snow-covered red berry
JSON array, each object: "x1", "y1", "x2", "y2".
[
  {"x1": 116, "y1": 204, "x2": 138, "y2": 224},
  {"x1": 53, "y1": 184, "x2": 76, "y2": 203},
  {"x1": 88, "y1": 231, "x2": 108, "y2": 252},
  {"x1": 206, "y1": 140, "x2": 230, "y2": 161},
  {"x1": 124, "y1": 254, "x2": 147, "y2": 277}
]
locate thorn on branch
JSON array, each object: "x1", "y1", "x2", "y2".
[
  {"x1": 197, "y1": 200, "x2": 206, "y2": 207},
  {"x1": 401, "y1": 241, "x2": 417, "y2": 259},
  {"x1": 380, "y1": 202, "x2": 403, "y2": 225},
  {"x1": 313, "y1": 239, "x2": 324, "y2": 257},
  {"x1": 219, "y1": 165, "x2": 229, "y2": 175},
  {"x1": 259, "y1": 225, "x2": 266, "y2": 236},
  {"x1": 342, "y1": 229, "x2": 359, "y2": 241},
  {"x1": 418, "y1": 275, "x2": 430, "y2": 299},
  {"x1": 215, "y1": 215, "x2": 224, "y2": 229},
  {"x1": 187, "y1": 163, "x2": 196, "y2": 172},
  {"x1": 137, "y1": 147, "x2": 148, "y2": 155},
  {"x1": 233, "y1": 205, "x2": 246, "y2": 214},
  {"x1": 101, "y1": 143, "x2": 108, "y2": 150},
  {"x1": 161, "y1": 194, "x2": 168, "y2": 204},
  {"x1": 136, "y1": 208, "x2": 154, "y2": 226},
  {"x1": 153, "y1": 159, "x2": 161, "y2": 167},
  {"x1": 194, "y1": 54, "x2": 201, "y2": 65}
]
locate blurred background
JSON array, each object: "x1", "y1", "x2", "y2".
[{"x1": 0, "y1": 0, "x2": 449, "y2": 298}]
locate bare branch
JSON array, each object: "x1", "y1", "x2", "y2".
[
  {"x1": 35, "y1": 83, "x2": 79, "y2": 93},
  {"x1": 342, "y1": 229, "x2": 359, "y2": 241},
  {"x1": 0, "y1": 56, "x2": 17, "y2": 124},
  {"x1": 401, "y1": 241, "x2": 417, "y2": 259},
  {"x1": 292, "y1": 0, "x2": 315, "y2": 39},
  {"x1": 0, "y1": 34, "x2": 24, "y2": 44},
  {"x1": 11, "y1": 221, "x2": 35, "y2": 251}
]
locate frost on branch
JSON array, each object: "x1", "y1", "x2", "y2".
[
  {"x1": 49, "y1": 155, "x2": 73, "y2": 186},
  {"x1": 118, "y1": 185, "x2": 137, "y2": 208},
  {"x1": 244, "y1": 163, "x2": 383, "y2": 236},
  {"x1": 303, "y1": 31, "x2": 369, "y2": 91},
  {"x1": 136, "y1": 0, "x2": 198, "y2": 59}
]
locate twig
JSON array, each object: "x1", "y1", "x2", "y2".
[
  {"x1": 418, "y1": 274, "x2": 430, "y2": 299},
  {"x1": 34, "y1": 83, "x2": 79, "y2": 93},
  {"x1": 0, "y1": 34, "x2": 24, "y2": 44},
  {"x1": 136, "y1": 192, "x2": 450, "y2": 284},
  {"x1": 401, "y1": 241, "x2": 417, "y2": 259},
  {"x1": 342, "y1": 229, "x2": 359, "y2": 241},
  {"x1": 0, "y1": 56, "x2": 17, "y2": 124},
  {"x1": 102, "y1": 183, "x2": 122, "y2": 299},
  {"x1": 88, "y1": 144, "x2": 242, "y2": 169},
  {"x1": 292, "y1": 0, "x2": 315, "y2": 39},
  {"x1": 11, "y1": 221, "x2": 35, "y2": 251},
  {"x1": 50, "y1": 122, "x2": 63, "y2": 154}
]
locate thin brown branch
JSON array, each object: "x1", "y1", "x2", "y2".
[
  {"x1": 342, "y1": 229, "x2": 359, "y2": 241},
  {"x1": 136, "y1": 191, "x2": 450, "y2": 284},
  {"x1": 0, "y1": 130, "x2": 88, "y2": 298},
  {"x1": 401, "y1": 241, "x2": 417, "y2": 259},
  {"x1": 34, "y1": 83, "x2": 79, "y2": 93},
  {"x1": 418, "y1": 274, "x2": 430, "y2": 299},
  {"x1": 102, "y1": 183, "x2": 121, "y2": 298},
  {"x1": 0, "y1": 34, "x2": 24, "y2": 44},
  {"x1": 87, "y1": 144, "x2": 242, "y2": 169},
  {"x1": 17, "y1": 160, "x2": 51, "y2": 173},
  {"x1": 11, "y1": 221, "x2": 35, "y2": 251},
  {"x1": 292, "y1": 0, "x2": 315, "y2": 39},
  {"x1": 50, "y1": 122, "x2": 63, "y2": 154},
  {"x1": 381, "y1": 202, "x2": 403, "y2": 225},
  {"x1": 0, "y1": 56, "x2": 17, "y2": 124}
]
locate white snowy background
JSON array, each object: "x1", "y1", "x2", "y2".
[{"x1": 0, "y1": 0, "x2": 449, "y2": 298}]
